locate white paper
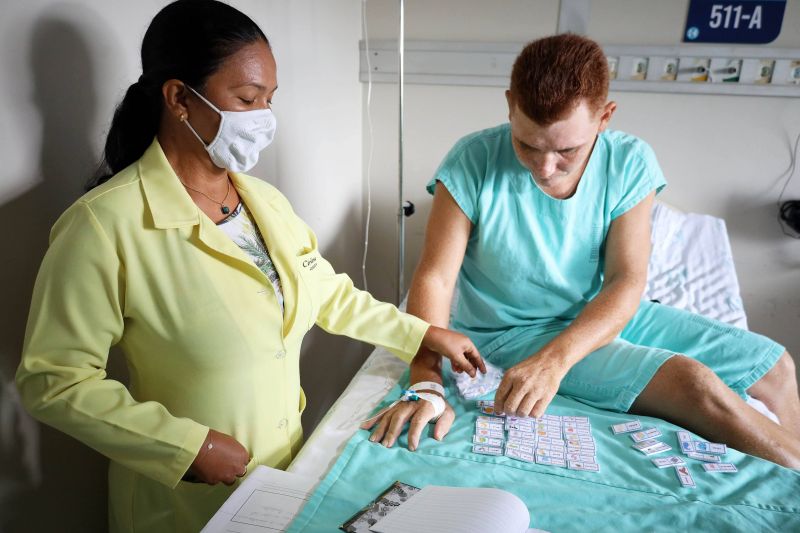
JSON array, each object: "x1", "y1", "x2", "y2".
[
  {"x1": 201, "y1": 465, "x2": 315, "y2": 533},
  {"x1": 369, "y1": 485, "x2": 531, "y2": 533}
]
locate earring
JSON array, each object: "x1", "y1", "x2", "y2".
[{"x1": 179, "y1": 114, "x2": 187, "y2": 122}]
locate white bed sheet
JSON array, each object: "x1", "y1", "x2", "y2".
[{"x1": 288, "y1": 202, "x2": 768, "y2": 484}]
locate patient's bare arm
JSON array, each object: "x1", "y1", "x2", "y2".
[
  {"x1": 360, "y1": 183, "x2": 472, "y2": 450},
  {"x1": 494, "y1": 191, "x2": 655, "y2": 417}
]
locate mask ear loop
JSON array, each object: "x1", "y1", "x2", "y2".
[
  {"x1": 183, "y1": 85, "x2": 225, "y2": 148},
  {"x1": 186, "y1": 85, "x2": 223, "y2": 114}
]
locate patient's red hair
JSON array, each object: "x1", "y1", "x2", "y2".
[{"x1": 510, "y1": 34, "x2": 609, "y2": 125}]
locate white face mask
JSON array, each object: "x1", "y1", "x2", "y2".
[{"x1": 184, "y1": 85, "x2": 276, "y2": 173}]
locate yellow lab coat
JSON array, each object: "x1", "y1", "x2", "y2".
[{"x1": 16, "y1": 139, "x2": 429, "y2": 532}]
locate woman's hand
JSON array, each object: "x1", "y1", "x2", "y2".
[
  {"x1": 185, "y1": 429, "x2": 250, "y2": 485},
  {"x1": 360, "y1": 396, "x2": 455, "y2": 451},
  {"x1": 493, "y1": 354, "x2": 569, "y2": 418},
  {"x1": 421, "y1": 326, "x2": 486, "y2": 378}
]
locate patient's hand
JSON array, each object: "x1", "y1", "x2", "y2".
[
  {"x1": 421, "y1": 326, "x2": 486, "y2": 378},
  {"x1": 493, "y1": 355, "x2": 569, "y2": 418},
  {"x1": 360, "y1": 396, "x2": 455, "y2": 451}
]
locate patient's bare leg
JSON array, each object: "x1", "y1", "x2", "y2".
[
  {"x1": 629, "y1": 355, "x2": 800, "y2": 469},
  {"x1": 746, "y1": 351, "x2": 800, "y2": 438}
]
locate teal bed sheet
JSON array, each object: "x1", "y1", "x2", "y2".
[{"x1": 288, "y1": 370, "x2": 800, "y2": 532}]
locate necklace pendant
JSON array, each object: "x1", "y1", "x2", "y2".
[{"x1": 221, "y1": 205, "x2": 230, "y2": 215}]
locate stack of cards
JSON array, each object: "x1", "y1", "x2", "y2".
[
  {"x1": 612, "y1": 420, "x2": 672, "y2": 456},
  {"x1": 676, "y1": 430, "x2": 736, "y2": 473},
  {"x1": 471, "y1": 401, "x2": 599, "y2": 472}
]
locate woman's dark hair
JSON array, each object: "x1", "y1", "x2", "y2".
[{"x1": 88, "y1": 0, "x2": 268, "y2": 189}]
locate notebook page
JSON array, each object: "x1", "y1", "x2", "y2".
[
  {"x1": 370, "y1": 485, "x2": 530, "y2": 533},
  {"x1": 201, "y1": 465, "x2": 315, "y2": 532}
]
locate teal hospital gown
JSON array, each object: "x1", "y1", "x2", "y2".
[{"x1": 428, "y1": 124, "x2": 784, "y2": 412}]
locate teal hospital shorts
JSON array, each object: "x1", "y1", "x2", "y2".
[{"x1": 481, "y1": 300, "x2": 786, "y2": 413}]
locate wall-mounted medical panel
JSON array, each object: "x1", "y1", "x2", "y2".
[{"x1": 360, "y1": 40, "x2": 800, "y2": 97}]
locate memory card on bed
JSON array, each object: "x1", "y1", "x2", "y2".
[
  {"x1": 568, "y1": 460, "x2": 600, "y2": 472},
  {"x1": 473, "y1": 435, "x2": 504, "y2": 447},
  {"x1": 702, "y1": 463, "x2": 737, "y2": 473},
  {"x1": 676, "y1": 431, "x2": 694, "y2": 454},
  {"x1": 479, "y1": 405, "x2": 500, "y2": 416},
  {"x1": 651, "y1": 455, "x2": 686, "y2": 468},
  {"x1": 506, "y1": 435, "x2": 536, "y2": 446},
  {"x1": 567, "y1": 452, "x2": 597, "y2": 463},
  {"x1": 535, "y1": 455, "x2": 566, "y2": 467},
  {"x1": 535, "y1": 448, "x2": 565, "y2": 460},
  {"x1": 505, "y1": 448, "x2": 535, "y2": 463},
  {"x1": 674, "y1": 465, "x2": 696, "y2": 488},
  {"x1": 508, "y1": 428, "x2": 535, "y2": 439},
  {"x1": 536, "y1": 442, "x2": 566, "y2": 453},
  {"x1": 506, "y1": 420, "x2": 534, "y2": 431},
  {"x1": 694, "y1": 441, "x2": 727, "y2": 455},
  {"x1": 686, "y1": 451, "x2": 722, "y2": 463},
  {"x1": 476, "y1": 419, "x2": 504, "y2": 431},
  {"x1": 633, "y1": 439, "x2": 672, "y2": 455},
  {"x1": 611, "y1": 420, "x2": 642, "y2": 434},
  {"x1": 475, "y1": 428, "x2": 504, "y2": 439},
  {"x1": 630, "y1": 428, "x2": 662, "y2": 442},
  {"x1": 505, "y1": 441, "x2": 534, "y2": 454},
  {"x1": 538, "y1": 436, "x2": 565, "y2": 447},
  {"x1": 472, "y1": 444, "x2": 503, "y2": 456}
]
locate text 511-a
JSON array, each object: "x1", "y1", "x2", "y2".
[{"x1": 708, "y1": 4, "x2": 763, "y2": 30}]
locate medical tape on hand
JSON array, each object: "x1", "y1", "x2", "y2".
[
  {"x1": 361, "y1": 389, "x2": 444, "y2": 426},
  {"x1": 413, "y1": 392, "x2": 445, "y2": 423}
]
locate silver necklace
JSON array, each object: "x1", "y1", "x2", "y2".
[{"x1": 181, "y1": 178, "x2": 232, "y2": 214}]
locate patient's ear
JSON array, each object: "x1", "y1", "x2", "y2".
[
  {"x1": 597, "y1": 101, "x2": 617, "y2": 132},
  {"x1": 505, "y1": 90, "x2": 516, "y2": 119}
]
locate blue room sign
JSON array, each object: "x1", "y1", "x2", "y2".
[{"x1": 683, "y1": 0, "x2": 787, "y2": 44}]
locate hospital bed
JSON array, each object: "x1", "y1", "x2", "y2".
[{"x1": 287, "y1": 203, "x2": 798, "y2": 531}]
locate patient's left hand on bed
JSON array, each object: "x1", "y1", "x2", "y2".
[
  {"x1": 421, "y1": 326, "x2": 486, "y2": 378},
  {"x1": 360, "y1": 396, "x2": 455, "y2": 451},
  {"x1": 493, "y1": 354, "x2": 569, "y2": 418}
]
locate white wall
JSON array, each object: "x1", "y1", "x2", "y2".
[
  {"x1": 362, "y1": 0, "x2": 800, "y2": 368},
  {"x1": 0, "y1": 0, "x2": 362, "y2": 530}
]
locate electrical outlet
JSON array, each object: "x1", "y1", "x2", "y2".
[
  {"x1": 789, "y1": 60, "x2": 800, "y2": 84},
  {"x1": 630, "y1": 57, "x2": 649, "y2": 80},
  {"x1": 646, "y1": 57, "x2": 678, "y2": 81},
  {"x1": 709, "y1": 58, "x2": 742, "y2": 83},
  {"x1": 677, "y1": 57, "x2": 710, "y2": 82},
  {"x1": 740, "y1": 58, "x2": 774, "y2": 84}
]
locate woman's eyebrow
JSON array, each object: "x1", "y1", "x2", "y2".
[{"x1": 231, "y1": 82, "x2": 278, "y2": 92}]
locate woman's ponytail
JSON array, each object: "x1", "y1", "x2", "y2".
[{"x1": 88, "y1": 79, "x2": 161, "y2": 189}]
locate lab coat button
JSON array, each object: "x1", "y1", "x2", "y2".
[
  {"x1": 275, "y1": 349, "x2": 286, "y2": 359},
  {"x1": 277, "y1": 418, "x2": 288, "y2": 429}
]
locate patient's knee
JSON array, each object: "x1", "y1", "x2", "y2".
[
  {"x1": 668, "y1": 355, "x2": 734, "y2": 415},
  {"x1": 773, "y1": 352, "x2": 796, "y2": 382}
]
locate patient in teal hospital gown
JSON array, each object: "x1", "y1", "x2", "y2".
[{"x1": 363, "y1": 33, "x2": 800, "y2": 470}]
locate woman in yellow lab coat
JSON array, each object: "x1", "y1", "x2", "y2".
[{"x1": 15, "y1": 1, "x2": 483, "y2": 531}]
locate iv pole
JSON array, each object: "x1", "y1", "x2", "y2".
[{"x1": 396, "y1": 0, "x2": 405, "y2": 305}]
